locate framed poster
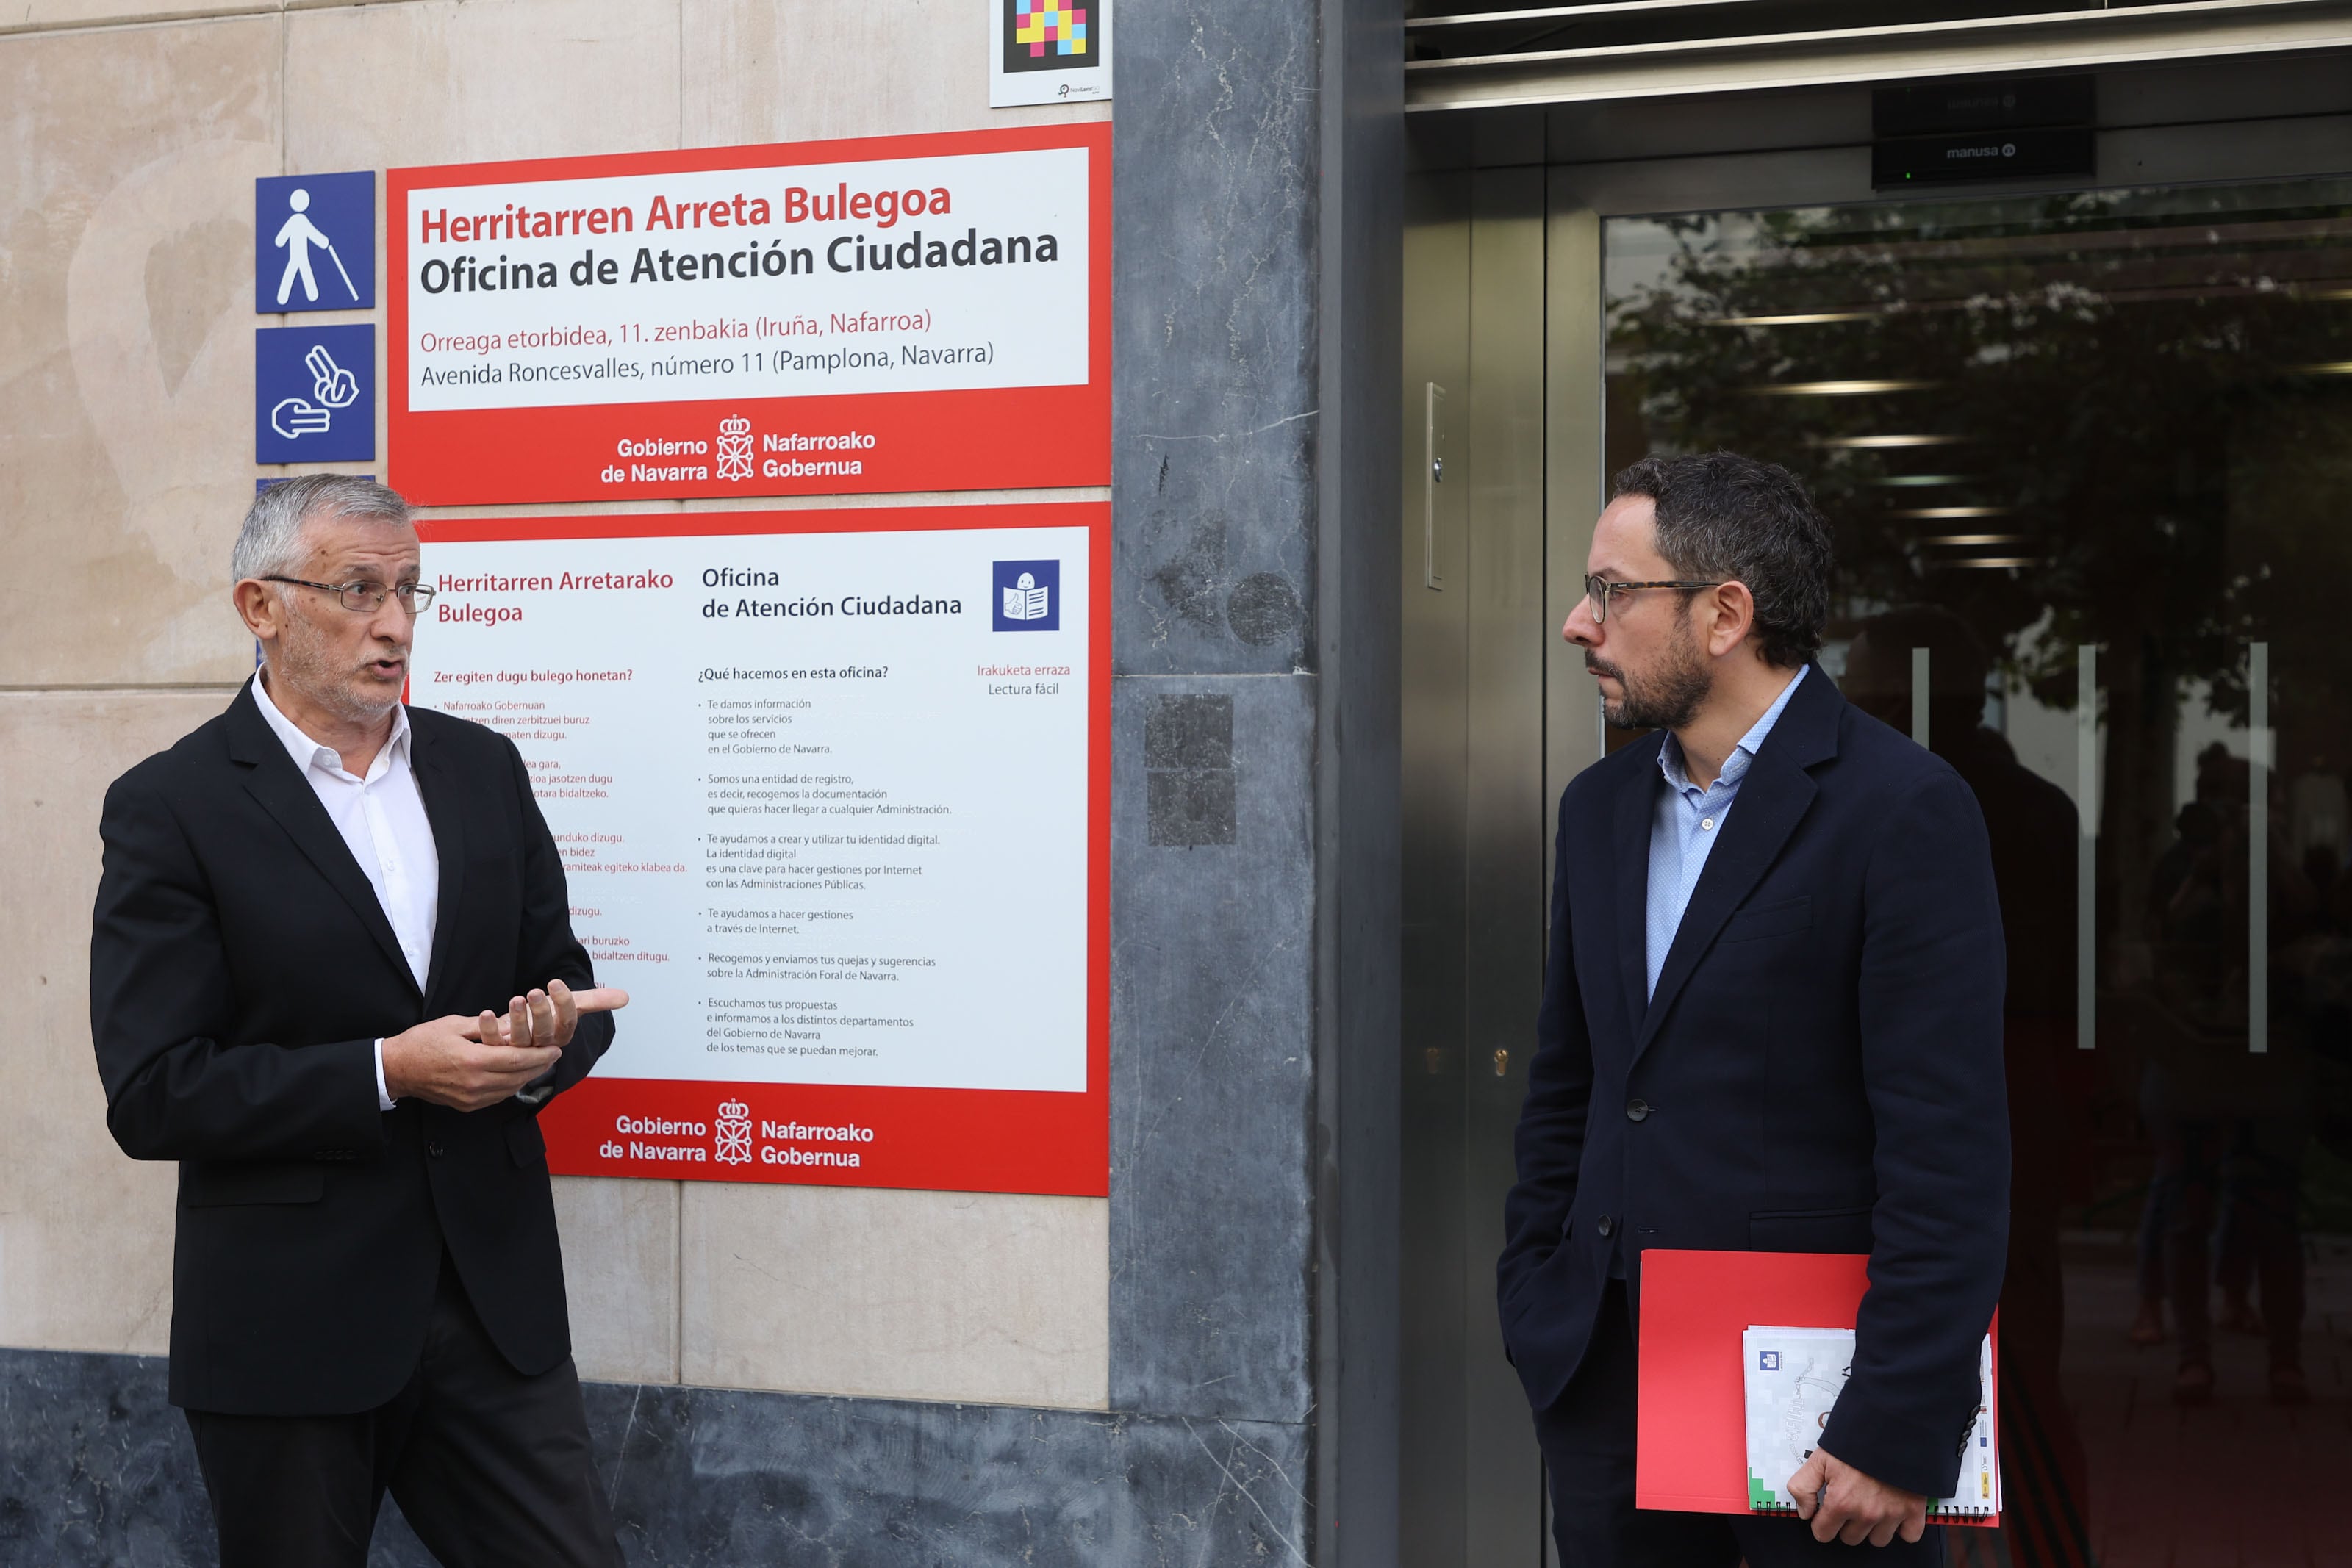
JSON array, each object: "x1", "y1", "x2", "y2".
[
  {"x1": 409, "y1": 502, "x2": 1109, "y2": 1197},
  {"x1": 387, "y1": 125, "x2": 1109, "y2": 506}
]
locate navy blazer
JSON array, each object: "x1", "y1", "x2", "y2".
[
  {"x1": 91, "y1": 682, "x2": 610, "y2": 1415},
  {"x1": 1497, "y1": 664, "x2": 2010, "y2": 1498}
]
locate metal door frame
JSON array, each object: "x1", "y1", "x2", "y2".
[
  {"x1": 1399, "y1": 159, "x2": 1555, "y2": 1568},
  {"x1": 1541, "y1": 49, "x2": 2352, "y2": 818}
]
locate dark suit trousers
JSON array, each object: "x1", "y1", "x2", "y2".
[
  {"x1": 1536, "y1": 1284, "x2": 1946, "y2": 1568},
  {"x1": 184, "y1": 1254, "x2": 622, "y2": 1568}
]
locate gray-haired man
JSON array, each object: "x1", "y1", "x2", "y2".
[{"x1": 90, "y1": 475, "x2": 629, "y2": 1566}]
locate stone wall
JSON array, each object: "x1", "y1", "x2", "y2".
[{"x1": 0, "y1": 0, "x2": 1396, "y2": 1561}]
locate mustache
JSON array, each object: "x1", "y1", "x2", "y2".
[{"x1": 1585, "y1": 654, "x2": 1624, "y2": 681}]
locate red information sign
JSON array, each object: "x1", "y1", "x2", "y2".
[
  {"x1": 409, "y1": 502, "x2": 1111, "y2": 1197},
  {"x1": 388, "y1": 125, "x2": 1110, "y2": 506}
]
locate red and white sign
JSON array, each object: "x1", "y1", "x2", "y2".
[
  {"x1": 409, "y1": 503, "x2": 1109, "y2": 1197},
  {"x1": 388, "y1": 126, "x2": 1109, "y2": 506}
]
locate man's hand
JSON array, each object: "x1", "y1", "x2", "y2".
[
  {"x1": 382, "y1": 979, "x2": 628, "y2": 1111},
  {"x1": 1788, "y1": 1447, "x2": 1929, "y2": 1547},
  {"x1": 381, "y1": 1013, "x2": 561, "y2": 1112},
  {"x1": 472, "y1": 979, "x2": 631, "y2": 1052}
]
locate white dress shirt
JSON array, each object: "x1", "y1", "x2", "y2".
[{"x1": 251, "y1": 676, "x2": 440, "y2": 1110}]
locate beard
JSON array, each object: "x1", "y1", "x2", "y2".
[{"x1": 1588, "y1": 620, "x2": 1711, "y2": 732}]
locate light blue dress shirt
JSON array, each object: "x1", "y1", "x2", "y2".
[{"x1": 1644, "y1": 665, "x2": 1807, "y2": 1001}]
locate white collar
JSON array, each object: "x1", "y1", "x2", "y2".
[{"x1": 251, "y1": 672, "x2": 410, "y2": 782}]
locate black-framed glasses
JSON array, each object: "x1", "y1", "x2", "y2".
[
  {"x1": 1583, "y1": 574, "x2": 1724, "y2": 624},
  {"x1": 263, "y1": 576, "x2": 437, "y2": 614}
]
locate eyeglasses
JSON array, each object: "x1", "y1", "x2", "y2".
[
  {"x1": 263, "y1": 576, "x2": 437, "y2": 614},
  {"x1": 1582, "y1": 574, "x2": 1724, "y2": 625}
]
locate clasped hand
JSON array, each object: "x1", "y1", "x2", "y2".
[
  {"x1": 381, "y1": 979, "x2": 630, "y2": 1112},
  {"x1": 1787, "y1": 1447, "x2": 1929, "y2": 1547}
]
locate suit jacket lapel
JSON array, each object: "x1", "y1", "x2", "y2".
[
  {"x1": 226, "y1": 684, "x2": 418, "y2": 991},
  {"x1": 1613, "y1": 743, "x2": 1661, "y2": 1037},
  {"x1": 1633, "y1": 665, "x2": 1841, "y2": 1060},
  {"x1": 409, "y1": 716, "x2": 468, "y2": 1009}
]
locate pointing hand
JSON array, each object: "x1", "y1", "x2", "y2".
[
  {"x1": 306, "y1": 344, "x2": 359, "y2": 409},
  {"x1": 270, "y1": 397, "x2": 331, "y2": 438}
]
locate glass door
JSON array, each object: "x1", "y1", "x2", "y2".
[{"x1": 1602, "y1": 178, "x2": 2352, "y2": 1566}]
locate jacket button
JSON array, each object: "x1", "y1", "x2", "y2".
[
  {"x1": 428, "y1": 1141, "x2": 446, "y2": 1158},
  {"x1": 1597, "y1": 1214, "x2": 1615, "y2": 1238},
  {"x1": 1626, "y1": 1098, "x2": 1650, "y2": 1122}
]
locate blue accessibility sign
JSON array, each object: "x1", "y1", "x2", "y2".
[
  {"x1": 255, "y1": 171, "x2": 374, "y2": 313},
  {"x1": 256, "y1": 324, "x2": 374, "y2": 463}
]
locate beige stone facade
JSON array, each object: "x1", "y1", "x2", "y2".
[{"x1": 1, "y1": 0, "x2": 1110, "y2": 1411}]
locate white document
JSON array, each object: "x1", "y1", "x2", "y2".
[{"x1": 1742, "y1": 1326, "x2": 1998, "y2": 1521}]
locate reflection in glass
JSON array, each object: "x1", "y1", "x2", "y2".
[{"x1": 1605, "y1": 181, "x2": 2352, "y2": 1567}]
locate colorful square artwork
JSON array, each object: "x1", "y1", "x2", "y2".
[
  {"x1": 1002, "y1": 0, "x2": 1098, "y2": 75},
  {"x1": 1015, "y1": 0, "x2": 1088, "y2": 57}
]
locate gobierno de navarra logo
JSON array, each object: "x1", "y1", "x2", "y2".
[
  {"x1": 714, "y1": 1098, "x2": 754, "y2": 1163},
  {"x1": 605, "y1": 1104, "x2": 879, "y2": 1168},
  {"x1": 605, "y1": 415, "x2": 878, "y2": 486},
  {"x1": 716, "y1": 416, "x2": 753, "y2": 483}
]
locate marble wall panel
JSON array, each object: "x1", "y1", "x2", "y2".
[
  {"x1": 0, "y1": 689, "x2": 237, "y2": 1356},
  {"x1": 679, "y1": 1183, "x2": 1108, "y2": 1411},
  {"x1": 1110, "y1": 672, "x2": 1316, "y2": 1424},
  {"x1": 554, "y1": 1176, "x2": 682, "y2": 1387},
  {"x1": 0, "y1": 18, "x2": 279, "y2": 686},
  {"x1": 1097, "y1": 0, "x2": 1323, "y2": 1441},
  {"x1": 0, "y1": 1346, "x2": 1306, "y2": 1567},
  {"x1": 0, "y1": 1347, "x2": 212, "y2": 1566},
  {"x1": 680, "y1": 0, "x2": 1109, "y2": 149},
  {"x1": 576, "y1": 1381, "x2": 1307, "y2": 1566},
  {"x1": 1111, "y1": 0, "x2": 1319, "y2": 679}
]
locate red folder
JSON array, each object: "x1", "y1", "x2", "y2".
[{"x1": 1635, "y1": 1249, "x2": 1998, "y2": 1528}]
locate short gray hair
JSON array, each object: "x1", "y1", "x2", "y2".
[
  {"x1": 1611, "y1": 451, "x2": 1832, "y2": 669},
  {"x1": 231, "y1": 475, "x2": 412, "y2": 584}
]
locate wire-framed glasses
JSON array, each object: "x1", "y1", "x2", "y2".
[{"x1": 262, "y1": 576, "x2": 437, "y2": 614}]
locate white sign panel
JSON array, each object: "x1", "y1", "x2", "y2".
[{"x1": 409, "y1": 504, "x2": 1109, "y2": 1195}]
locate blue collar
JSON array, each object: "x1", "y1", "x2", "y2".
[{"x1": 1657, "y1": 664, "x2": 1807, "y2": 796}]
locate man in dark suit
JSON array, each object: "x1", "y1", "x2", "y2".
[
  {"x1": 90, "y1": 475, "x2": 629, "y2": 1567},
  {"x1": 1498, "y1": 453, "x2": 2009, "y2": 1564}
]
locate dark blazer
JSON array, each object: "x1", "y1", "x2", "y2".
[
  {"x1": 90, "y1": 681, "x2": 612, "y2": 1416},
  {"x1": 1497, "y1": 666, "x2": 2010, "y2": 1498}
]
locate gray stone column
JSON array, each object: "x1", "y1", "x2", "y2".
[{"x1": 1111, "y1": 0, "x2": 1402, "y2": 1563}]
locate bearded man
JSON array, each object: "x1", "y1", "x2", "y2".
[
  {"x1": 90, "y1": 475, "x2": 629, "y2": 1567},
  {"x1": 1496, "y1": 452, "x2": 2010, "y2": 1565}
]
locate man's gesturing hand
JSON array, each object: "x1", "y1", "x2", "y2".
[
  {"x1": 1787, "y1": 1447, "x2": 1929, "y2": 1547},
  {"x1": 381, "y1": 980, "x2": 630, "y2": 1112},
  {"x1": 473, "y1": 979, "x2": 631, "y2": 1052}
]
